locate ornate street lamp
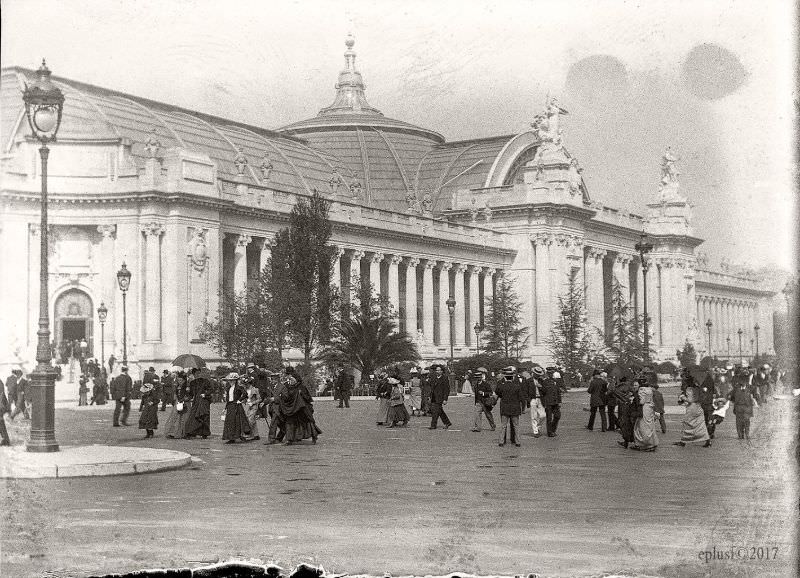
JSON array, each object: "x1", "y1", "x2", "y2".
[
  {"x1": 97, "y1": 302, "x2": 108, "y2": 373},
  {"x1": 753, "y1": 323, "x2": 760, "y2": 360},
  {"x1": 474, "y1": 323, "x2": 482, "y2": 356},
  {"x1": 726, "y1": 335, "x2": 731, "y2": 360},
  {"x1": 737, "y1": 328, "x2": 743, "y2": 365},
  {"x1": 634, "y1": 232, "x2": 654, "y2": 363},
  {"x1": 750, "y1": 338, "x2": 754, "y2": 362},
  {"x1": 705, "y1": 319, "x2": 713, "y2": 358},
  {"x1": 446, "y1": 296, "x2": 456, "y2": 365},
  {"x1": 23, "y1": 60, "x2": 65, "y2": 453},
  {"x1": 116, "y1": 263, "x2": 132, "y2": 366}
]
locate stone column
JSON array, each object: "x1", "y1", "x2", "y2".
[
  {"x1": 369, "y1": 252, "x2": 383, "y2": 294},
  {"x1": 550, "y1": 235, "x2": 570, "y2": 326},
  {"x1": 438, "y1": 263, "x2": 452, "y2": 348},
  {"x1": 481, "y1": 268, "x2": 494, "y2": 327},
  {"x1": 468, "y1": 266, "x2": 480, "y2": 346},
  {"x1": 97, "y1": 225, "x2": 117, "y2": 355},
  {"x1": 260, "y1": 237, "x2": 272, "y2": 272},
  {"x1": 349, "y1": 249, "x2": 364, "y2": 307},
  {"x1": 613, "y1": 253, "x2": 630, "y2": 290},
  {"x1": 453, "y1": 264, "x2": 466, "y2": 348},
  {"x1": 405, "y1": 258, "x2": 419, "y2": 337},
  {"x1": 387, "y1": 255, "x2": 401, "y2": 312},
  {"x1": 649, "y1": 262, "x2": 662, "y2": 346},
  {"x1": 331, "y1": 247, "x2": 343, "y2": 290},
  {"x1": 141, "y1": 222, "x2": 165, "y2": 342},
  {"x1": 422, "y1": 260, "x2": 435, "y2": 344},
  {"x1": 585, "y1": 248, "x2": 606, "y2": 332},
  {"x1": 533, "y1": 234, "x2": 552, "y2": 343},
  {"x1": 233, "y1": 234, "x2": 251, "y2": 296}
]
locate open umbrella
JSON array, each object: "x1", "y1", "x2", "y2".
[{"x1": 171, "y1": 353, "x2": 206, "y2": 369}]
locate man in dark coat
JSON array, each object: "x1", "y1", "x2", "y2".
[
  {"x1": 9, "y1": 370, "x2": 30, "y2": 420},
  {"x1": 427, "y1": 365, "x2": 452, "y2": 430},
  {"x1": 6, "y1": 371, "x2": 18, "y2": 417},
  {"x1": 614, "y1": 377, "x2": 637, "y2": 448},
  {"x1": 698, "y1": 373, "x2": 717, "y2": 431},
  {"x1": 494, "y1": 366, "x2": 523, "y2": 446},
  {"x1": 539, "y1": 369, "x2": 562, "y2": 437},
  {"x1": 0, "y1": 377, "x2": 10, "y2": 445},
  {"x1": 334, "y1": 368, "x2": 354, "y2": 408},
  {"x1": 420, "y1": 368, "x2": 432, "y2": 415},
  {"x1": 160, "y1": 370, "x2": 175, "y2": 411},
  {"x1": 110, "y1": 366, "x2": 133, "y2": 427},
  {"x1": 470, "y1": 368, "x2": 495, "y2": 432},
  {"x1": 107, "y1": 354, "x2": 116, "y2": 375},
  {"x1": 586, "y1": 370, "x2": 608, "y2": 431}
]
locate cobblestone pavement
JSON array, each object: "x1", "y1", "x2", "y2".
[{"x1": 1, "y1": 391, "x2": 796, "y2": 578}]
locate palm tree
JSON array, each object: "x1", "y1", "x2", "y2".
[{"x1": 321, "y1": 289, "x2": 419, "y2": 377}]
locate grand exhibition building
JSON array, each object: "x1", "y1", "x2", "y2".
[{"x1": 0, "y1": 37, "x2": 785, "y2": 374}]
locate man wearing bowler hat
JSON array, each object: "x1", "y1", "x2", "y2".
[{"x1": 111, "y1": 366, "x2": 133, "y2": 427}]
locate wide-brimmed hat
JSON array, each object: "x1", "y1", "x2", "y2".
[
  {"x1": 532, "y1": 366, "x2": 545, "y2": 377},
  {"x1": 246, "y1": 363, "x2": 256, "y2": 369},
  {"x1": 387, "y1": 377, "x2": 400, "y2": 385},
  {"x1": 140, "y1": 382, "x2": 154, "y2": 393},
  {"x1": 501, "y1": 366, "x2": 516, "y2": 375},
  {"x1": 409, "y1": 367, "x2": 418, "y2": 374},
  {"x1": 223, "y1": 372, "x2": 240, "y2": 381},
  {"x1": 476, "y1": 367, "x2": 489, "y2": 374}
]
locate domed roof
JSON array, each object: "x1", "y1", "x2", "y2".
[{"x1": 278, "y1": 36, "x2": 444, "y2": 143}]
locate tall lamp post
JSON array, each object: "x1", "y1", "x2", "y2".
[
  {"x1": 749, "y1": 338, "x2": 754, "y2": 362},
  {"x1": 726, "y1": 336, "x2": 731, "y2": 360},
  {"x1": 634, "y1": 232, "x2": 654, "y2": 363},
  {"x1": 116, "y1": 263, "x2": 132, "y2": 366},
  {"x1": 473, "y1": 323, "x2": 482, "y2": 356},
  {"x1": 23, "y1": 60, "x2": 65, "y2": 453},
  {"x1": 737, "y1": 328, "x2": 743, "y2": 365},
  {"x1": 446, "y1": 296, "x2": 456, "y2": 365},
  {"x1": 96, "y1": 303, "x2": 108, "y2": 373},
  {"x1": 753, "y1": 323, "x2": 760, "y2": 360},
  {"x1": 705, "y1": 319, "x2": 713, "y2": 359}
]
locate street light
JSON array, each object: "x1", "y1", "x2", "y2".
[
  {"x1": 753, "y1": 323, "x2": 760, "y2": 360},
  {"x1": 23, "y1": 60, "x2": 65, "y2": 453},
  {"x1": 446, "y1": 296, "x2": 456, "y2": 365},
  {"x1": 726, "y1": 335, "x2": 731, "y2": 360},
  {"x1": 97, "y1": 302, "x2": 108, "y2": 373},
  {"x1": 750, "y1": 338, "x2": 754, "y2": 362},
  {"x1": 116, "y1": 263, "x2": 132, "y2": 366},
  {"x1": 634, "y1": 232, "x2": 654, "y2": 363},
  {"x1": 474, "y1": 323, "x2": 482, "y2": 355},
  {"x1": 737, "y1": 328, "x2": 743, "y2": 365},
  {"x1": 705, "y1": 319, "x2": 713, "y2": 358}
]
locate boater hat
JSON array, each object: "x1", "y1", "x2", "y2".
[
  {"x1": 532, "y1": 366, "x2": 545, "y2": 377},
  {"x1": 223, "y1": 372, "x2": 240, "y2": 381}
]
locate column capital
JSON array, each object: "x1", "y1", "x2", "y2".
[
  {"x1": 423, "y1": 260, "x2": 437, "y2": 271},
  {"x1": 453, "y1": 263, "x2": 467, "y2": 274},
  {"x1": 141, "y1": 222, "x2": 165, "y2": 237},
  {"x1": 389, "y1": 254, "x2": 403, "y2": 265},
  {"x1": 466, "y1": 264, "x2": 481, "y2": 273},
  {"x1": 370, "y1": 252, "x2": 385, "y2": 264},
  {"x1": 530, "y1": 232, "x2": 554, "y2": 246},
  {"x1": 406, "y1": 257, "x2": 420, "y2": 268},
  {"x1": 235, "y1": 233, "x2": 252, "y2": 250},
  {"x1": 332, "y1": 246, "x2": 345, "y2": 259},
  {"x1": 587, "y1": 247, "x2": 607, "y2": 260},
  {"x1": 615, "y1": 253, "x2": 633, "y2": 266},
  {"x1": 439, "y1": 262, "x2": 453, "y2": 272},
  {"x1": 97, "y1": 224, "x2": 117, "y2": 239},
  {"x1": 350, "y1": 249, "x2": 365, "y2": 261}
]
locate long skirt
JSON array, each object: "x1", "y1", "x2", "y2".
[
  {"x1": 407, "y1": 387, "x2": 422, "y2": 412},
  {"x1": 164, "y1": 402, "x2": 191, "y2": 438},
  {"x1": 387, "y1": 403, "x2": 409, "y2": 424},
  {"x1": 376, "y1": 398, "x2": 390, "y2": 423},
  {"x1": 245, "y1": 403, "x2": 261, "y2": 438},
  {"x1": 284, "y1": 407, "x2": 322, "y2": 442},
  {"x1": 680, "y1": 403, "x2": 710, "y2": 443},
  {"x1": 222, "y1": 402, "x2": 251, "y2": 441},
  {"x1": 633, "y1": 405, "x2": 658, "y2": 449},
  {"x1": 617, "y1": 402, "x2": 635, "y2": 443},
  {"x1": 185, "y1": 398, "x2": 211, "y2": 437},
  {"x1": 138, "y1": 403, "x2": 159, "y2": 430}
]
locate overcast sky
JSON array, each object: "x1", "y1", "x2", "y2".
[{"x1": 2, "y1": 0, "x2": 796, "y2": 271}]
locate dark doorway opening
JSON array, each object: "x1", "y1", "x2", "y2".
[{"x1": 62, "y1": 319, "x2": 87, "y2": 342}]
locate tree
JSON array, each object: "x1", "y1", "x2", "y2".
[
  {"x1": 320, "y1": 282, "x2": 419, "y2": 377},
  {"x1": 546, "y1": 271, "x2": 594, "y2": 378},
  {"x1": 604, "y1": 278, "x2": 653, "y2": 366},
  {"x1": 199, "y1": 287, "x2": 263, "y2": 367},
  {"x1": 281, "y1": 192, "x2": 338, "y2": 364},
  {"x1": 676, "y1": 340, "x2": 698, "y2": 368},
  {"x1": 256, "y1": 229, "x2": 293, "y2": 361},
  {"x1": 483, "y1": 275, "x2": 530, "y2": 358}
]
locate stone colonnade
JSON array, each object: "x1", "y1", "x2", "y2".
[{"x1": 695, "y1": 295, "x2": 765, "y2": 358}]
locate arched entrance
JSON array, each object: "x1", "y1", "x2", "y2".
[{"x1": 54, "y1": 289, "x2": 93, "y2": 359}]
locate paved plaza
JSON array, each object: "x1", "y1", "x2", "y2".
[{"x1": 1, "y1": 389, "x2": 796, "y2": 578}]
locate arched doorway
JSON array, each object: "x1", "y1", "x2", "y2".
[{"x1": 54, "y1": 289, "x2": 93, "y2": 360}]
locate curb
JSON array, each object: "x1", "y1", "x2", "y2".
[{"x1": 0, "y1": 444, "x2": 192, "y2": 479}]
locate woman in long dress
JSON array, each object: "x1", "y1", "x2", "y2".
[
  {"x1": 375, "y1": 374, "x2": 391, "y2": 425},
  {"x1": 244, "y1": 381, "x2": 263, "y2": 441},
  {"x1": 631, "y1": 385, "x2": 658, "y2": 451},
  {"x1": 386, "y1": 377, "x2": 409, "y2": 427},
  {"x1": 674, "y1": 386, "x2": 711, "y2": 448},
  {"x1": 164, "y1": 372, "x2": 193, "y2": 439},
  {"x1": 221, "y1": 373, "x2": 251, "y2": 444},
  {"x1": 138, "y1": 382, "x2": 159, "y2": 438},
  {"x1": 614, "y1": 377, "x2": 636, "y2": 449},
  {"x1": 407, "y1": 370, "x2": 423, "y2": 416},
  {"x1": 278, "y1": 375, "x2": 321, "y2": 444},
  {"x1": 184, "y1": 376, "x2": 211, "y2": 439}
]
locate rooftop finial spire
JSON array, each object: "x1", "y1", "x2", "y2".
[{"x1": 317, "y1": 32, "x2": 382, "y2": 117}]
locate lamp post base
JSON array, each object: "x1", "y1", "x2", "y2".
[{"x1": 26, "y1": 364, "x2": 59, "y2": 453}]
